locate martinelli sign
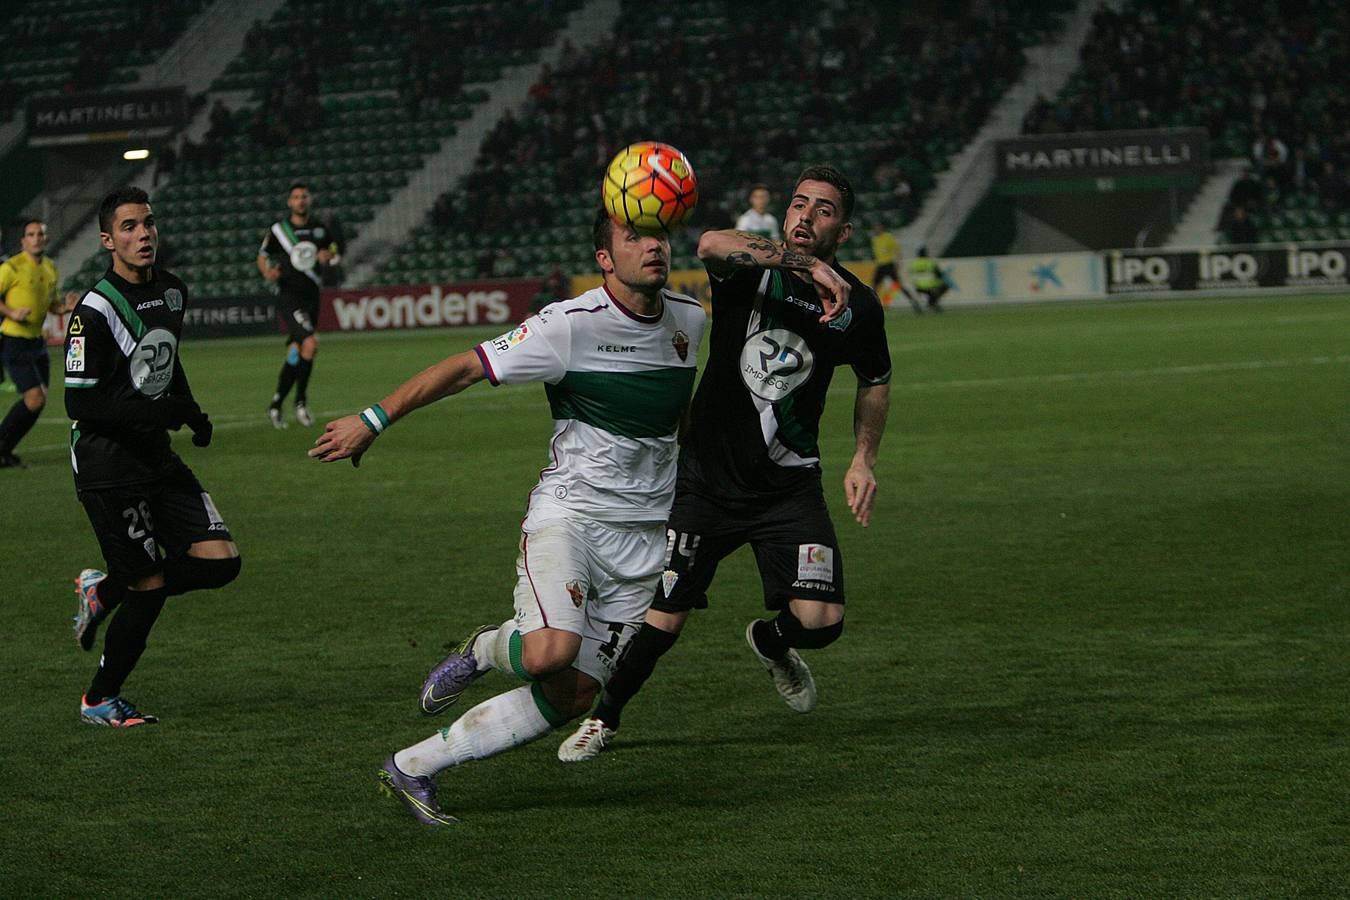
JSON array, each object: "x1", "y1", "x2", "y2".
[
  {"x1": 26, "y1": 88, "x2": 188, "y2": 146},
  {"x1": 996, "y1": 128, "x2": 1209, "y2": 179}
]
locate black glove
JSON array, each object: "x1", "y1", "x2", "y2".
[
  {"x1": 154, "y1": 396, "x2": 199, "y2": 430},
  {"x1": 189, "y1": 412, "x2": 213, "y2": 447}
]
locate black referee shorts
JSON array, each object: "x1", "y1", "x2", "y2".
[{"x1": 650, "y1": 481, "x2": 844, "y2": 613}]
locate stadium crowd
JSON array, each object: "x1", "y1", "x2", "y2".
[{"x1": 1019, "y1": 1, "x2": 1350, "y2": 242}]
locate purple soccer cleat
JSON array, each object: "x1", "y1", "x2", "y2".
[
  {"x1": 377, "y1": 754, "x2": 458, "y2": 826},
  {"x1": 418, "y1": 624, "x2": 495, "y2": 716}
]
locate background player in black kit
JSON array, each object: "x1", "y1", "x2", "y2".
[
  {"x1": 65, "y1": 186, "x2": 242, "y2": 727},
  {"x1": 257, "y1": 181, "x2": 340, "y2": 428},
  {"x1": 559, "y1": 165, "x2": 892, "y2": 760}
]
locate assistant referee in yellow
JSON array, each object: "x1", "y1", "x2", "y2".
[{"x1": 0, "y1": 219, "x2": 71, "y2": 468}]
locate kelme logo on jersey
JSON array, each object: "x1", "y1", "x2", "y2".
[
  {"x1": 739, "y1": 328, "x2": 814, "y2": 401},
  {"x1": 164, "y1": 288, "x2": 183, "y2": 312},
  {"x1": 129, "y1": 327, "x2": 178, "y2": 397},
  {"x1": 290, "y1": 240, "x2": 319, "y2": 272}
]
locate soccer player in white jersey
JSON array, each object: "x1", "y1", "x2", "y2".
[{"x1": 309, "y1": 208, "x2": 705, "y2": 825}]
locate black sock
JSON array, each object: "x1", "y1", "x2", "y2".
[
  {"x1": 753, "y1": 609, "x2": 845, "y2": 659},
  {"x1": 86, "y1": 586, "x2": 168, "y2": 702},
  {"x1": 271, "y1": 361, "x2": 298, "y2": 407},
  {"x1": 751, "y1": 612, "x2": 802, "y2": 661},
  {"x1": 294, "y1": 358, "x2": 314, "y2": 404},
  {"x1": 593, "y1": 623, "x2": 680, "y2": 730},
  {"x1": 163, "y1": 554, "x2": 241, "y2": 596},
  {"x1": 94, "y1": 573, "x2": 130, "y2": 615},
  {"x1": 0, "y1": 400, "x2": 39, "y2": 453}
]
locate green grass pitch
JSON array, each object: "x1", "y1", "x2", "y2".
[{"x1": 2, "y1": 293, "x2": 1346, "y2": 896}]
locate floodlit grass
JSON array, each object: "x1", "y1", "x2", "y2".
[{"x1": 2, "y1": 293, "x2": 1347, "y2": 896}]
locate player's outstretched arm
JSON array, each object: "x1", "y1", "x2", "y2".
[
  {"x1": 310, "y1": 349, "x2": 486, "y2": 467},
  {"x1": 844, "y1": 381, "x2": 890, "y2": 527},
  {"x1": 697, "y1": 229, "x2": 850, "y2": 322}
]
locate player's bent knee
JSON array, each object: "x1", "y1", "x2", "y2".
[
  {"x1": 796, "y1": 619, "x2": 844, "y2": 649},
  {"x1": 520, "y1": 632, "x2": 581, "y2": 679},
  {"x1": 173, "y1": 555, "x2": 241, "y2": 591}
]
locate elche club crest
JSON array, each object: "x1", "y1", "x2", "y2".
[
  {"x1": 672, "y1": 330, "x2": 689, "y2": 361},
  {"x1": 164, "y1": 288, "x2": 183, "y2": 312}
]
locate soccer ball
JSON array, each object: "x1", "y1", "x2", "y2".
[{"x1": 602, "y1": 141, "x2": 698, "y2": 234}]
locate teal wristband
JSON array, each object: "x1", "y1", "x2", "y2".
[{"x1": 359, "y1": 404, "x2": 390, "y2": 435}]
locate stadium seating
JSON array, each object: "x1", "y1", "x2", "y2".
[
  {"x1": 60, "y1": 0, "x2": 580, "y2": 298},
  {"x1": 372, "y1": 0, "x2": 1073, "y2": 286},
  {"x1": 0, "y1": 0, "x2": 206, "y2": 120},
  {"x1": 1024, "y1": 0, "x2": 1349, "y2": 247}
]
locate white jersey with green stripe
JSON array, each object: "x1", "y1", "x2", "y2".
[{"x1": 474, "y1": 286, "x2": 706, "y2": 527}]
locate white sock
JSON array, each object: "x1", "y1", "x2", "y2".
[
  {"x1": 394, "y1": 685, "x2": 552, "y2": 777},
  {"x1": 474, "y1": 618, "x2": 524, "y2": 676}
]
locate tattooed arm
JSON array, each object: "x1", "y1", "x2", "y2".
[{"x1": 697, "y1": 229, "x2": 850, "y2": 321}]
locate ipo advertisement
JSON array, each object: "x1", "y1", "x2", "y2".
[{"x1": 1104, "y1": 243, "x2": 1349, "y2": 294}]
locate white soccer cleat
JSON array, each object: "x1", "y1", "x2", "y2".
[
  {"x1": 267, "y1": 406, "x2": 287, "y2": 429},
  {"x1": 557, "y1": 716, "x2": 615, "y2": 762},
  {"x1": 745, "y1": 620, "x2": 817, "y2": 713},
  {"x1": 294, "y1": 402, "x2": 314, "y2": 427}
]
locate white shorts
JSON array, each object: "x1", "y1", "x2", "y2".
[{"x1": 512, "y1": 516, "x2": 663, "y2": 685}]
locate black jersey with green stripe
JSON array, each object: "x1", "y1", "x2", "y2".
[
  {"x1": 259, "y1": 217, "x2": 336, "y2": 300},
  {"x1": 681, "y1": 263, "x2": 891, "y2": 499},
  {"x1": 63, "y1": 268, "x2": 201, "y2": 488}
]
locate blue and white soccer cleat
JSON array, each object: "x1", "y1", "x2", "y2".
[
  {"x1": 80, "y1": 695, "x2": 159, "y2": 727},
  {"x1": 377, "y1": 755, "x2": 458, "y2": 826},
  {"x1": 73, "y1": 568, "x2": 109, "y2": 652},
  {"x1": 418, "y1": 624, "x2": 495, "y2": 716}
]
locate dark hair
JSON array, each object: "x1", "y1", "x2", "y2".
[
  {"x1": 288, "y1": 181, "x2": 310, "y2": 194},
  {"x1": 794, "y1": 164, "x2": 854, "y2": 221},
  {"x1": 749, "y1": 183, "x2": 770, "y2": 195},
  {"x1": 592, "y1": 206, "x2": 616, "y2": 253},
  {"x1": 22, "y1": 218, "x2": 46, "y2": 231},
  {"x1": 98, "y1": 185, "x2": 151, "y2": 233}
]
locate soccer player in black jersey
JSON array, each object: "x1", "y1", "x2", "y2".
[
  {"x1": 64, "y1": 186, "x2": 241, "y2": 727},
  {"x1": 559, "y1": 165, "x2": 892, "y2": 760},
  {"x1": 257, "y1": 181, "x2": 340, "y2": 428}
]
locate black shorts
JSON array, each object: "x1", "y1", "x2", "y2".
[
  {"x1": 279, "y1": 293, "x2": 319, "y2": 342},
  {"x1": 872, "y1": 262, "x2": 898, "y2": 284},
  {"x1": 77, "y1": 458, "x2": 232, "y2": 579},
  {"x1": 651, "y1": 481, "x2": 843, "y2": 613},
  {"x1": 1, "y1": 335, "x2": 50, "y2": 392}
]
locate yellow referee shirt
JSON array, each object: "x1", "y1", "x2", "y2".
[
  {"x1": 0, "y1": 252, "x2": 59, "y2": 339},
  {"x1": 870, "y1": 231, "x2": 897, "y2": 265}
]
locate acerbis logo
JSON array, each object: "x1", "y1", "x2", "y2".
[{"x1": 740, "y1": 328, "x2": 814, "y2": 401}]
